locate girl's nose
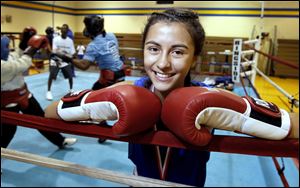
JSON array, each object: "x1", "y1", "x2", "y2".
[{"x1": 156, "y1": 53, "x2": 171, "y2": 70}]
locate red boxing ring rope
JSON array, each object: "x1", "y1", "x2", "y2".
[
  {"x1": 1, "y1": 110, "x2": 298, "y2": 158},
  {"x1": 244, "y1": 44, "x2": 299, "y2": 69}
]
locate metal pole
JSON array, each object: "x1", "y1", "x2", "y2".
[
  {"x1": 254, "y1": 67, "x2": 299, "y2": 107},
  {"x1": 52, "y1": 1, "x2": 55, "y2": 28}
]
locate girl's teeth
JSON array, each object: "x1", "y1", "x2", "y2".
[{"x1": 156, "y1": 72, "x2": 170, "y2": 78}]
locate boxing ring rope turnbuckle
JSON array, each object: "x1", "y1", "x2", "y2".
[
  {"x1": 1, "y1": 110, "x2": 298, "y2": 158},
  {"x1": 1, "y1": 148, "x2": 190, "y2": 187}
]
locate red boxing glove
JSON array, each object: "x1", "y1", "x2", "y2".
[
  {"x1": 162, "y1": 87, "x2": 291, "y2": 146},
  {"x1": 57, "y1": 85, "x2": 161, "y2": 136},
  {"x1": 161, "y1": 87, "x2": 213, "y2": 146},
  {"x1": 19, "y1": 26, "x2": 37, "y2": 50},
  {"x1": 27, "y1": 35, "x2": 49, "y2": 49}
]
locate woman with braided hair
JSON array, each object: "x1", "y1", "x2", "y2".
[{"x1": 127, "y1": 8, "x2": 210, "y2": 186}]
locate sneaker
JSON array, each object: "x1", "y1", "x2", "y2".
[
  {"x1": 46, "y1": 91, "x2": 53, "y2": 100},
  {"x1": 69, "y1": 89, "x2": 74, "y2": 93},
  {"x1": 98, "y1": 138, "x2": 107, "y2": 144},
  {"x1": 62, "y1": 137, "x2": 77, "y2": 148}
]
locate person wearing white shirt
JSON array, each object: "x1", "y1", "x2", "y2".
[
  {"x1": 46, "y1": 24, "x2": 76, "y2": 100},
  {"x1": 76, "y1": 42, "x2": 85, "y2": 59}
]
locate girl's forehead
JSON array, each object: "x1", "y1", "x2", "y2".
[
  {"x1": 146, "y1": 22, "x2": 193, "y2": 43},
  {"x1": 150, "y1": 21, "x2": 185, "y2": 31}
]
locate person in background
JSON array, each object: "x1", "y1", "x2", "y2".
[
  {"x1": 57, "y1": 24, "x2": 76, "y2": 77},
  {"x1": 59, "y1": 15, "x2": 125, "y2": 144},
  {"x1": 1, "y1": 29, "x2": 77, "y2": 153},
  {"x1": 56, "y1": 24, "x2": 74, "y2": 40},
  {"x1": 64, "y1": 24, "x2": 76, "y2": 77},
  {"x1": 46, "y1": 24, "x2": 76, "y2": 101},
  {"x1": 64, "y1": 24, "x2": 74, "y2": 41},
  {"x1": 45, "y1": 26, "x2": 54, "y2": 48},
  {"x1": 76, "y1": 42, "x2": 85, "y2": 59}
]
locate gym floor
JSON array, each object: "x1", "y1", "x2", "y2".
[{"x1": 1, "y1": 67, "x2": 299, "y2": 187}]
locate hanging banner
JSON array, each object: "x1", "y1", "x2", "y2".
[{"x1": 232, "y1": 39, "x2": 242, "y2": 83}]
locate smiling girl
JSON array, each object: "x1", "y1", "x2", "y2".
[{"x1": 128, "y1": 8, "x2": 210, "y2": 186}]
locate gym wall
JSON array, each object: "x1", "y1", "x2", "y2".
[{"x1": 1, "y1": 1, "x2": 298, "y2": 39}]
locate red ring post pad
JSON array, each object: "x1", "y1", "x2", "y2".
[{"x1": 1, "y1": 110, "x2": 298, "y2": 158}]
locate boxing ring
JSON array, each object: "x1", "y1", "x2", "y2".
[
  {"x1": 1, "y1": 39, "x2": 299, "y2": 187},
  {"x1": 232, "y1": 38, "x2": 299, "y2": 187}
]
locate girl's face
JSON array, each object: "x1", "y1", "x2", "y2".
[{"x1": 144, "y1": 22, "x2": 195, "y2": 96}]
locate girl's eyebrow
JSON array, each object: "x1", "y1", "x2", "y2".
[
  {"x1": 145, "y1": 40, "x2": 189, "y2": 49},
  {"x1": 145, "y1": 41, "x2": 160, "y2": 46},
  {"x1": 172, "y1": 44, "x2": 189, "y2": 50}
]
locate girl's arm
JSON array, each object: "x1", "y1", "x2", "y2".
[{"x1": 45, "y1": 101, "x2": 61, "y2": 119}]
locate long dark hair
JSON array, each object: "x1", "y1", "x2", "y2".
[{"x1": 142, "y1": 8, "x2": 205, "y2": 86}]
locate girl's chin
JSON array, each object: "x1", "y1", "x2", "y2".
[{"x1": 152, "y1": 82, "x2": 174, "y2": 93}]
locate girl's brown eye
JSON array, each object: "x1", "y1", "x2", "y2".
[
  {"x1": 147, "y1": 47, "x2": 159, "y2": 54},
  {"x1": 171, "y1": 50, "x2": 184, "y2": 57}
]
